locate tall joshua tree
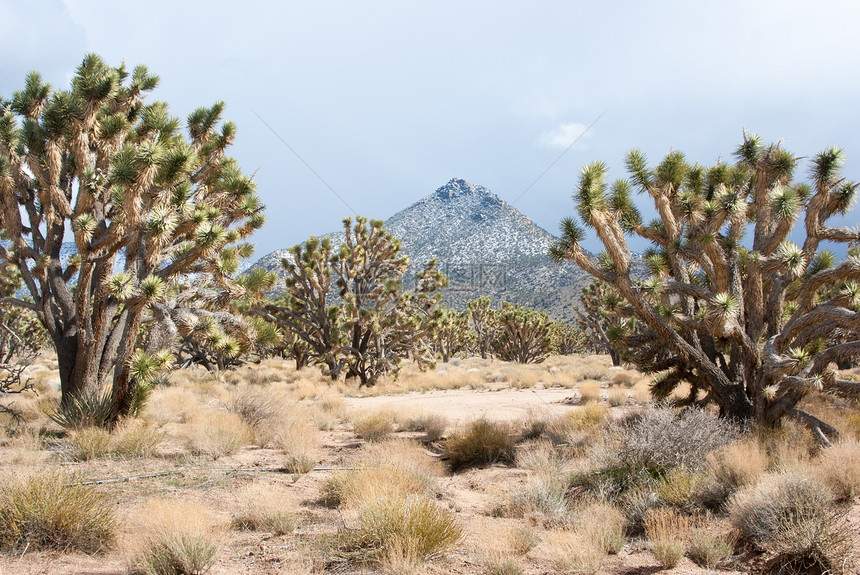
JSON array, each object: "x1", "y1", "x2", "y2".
[
  {"x1": 0, "y1": 55, "x2": 264, "y2": 416},
  {"x1": 551, "y1": 133, "x2": 860, "y2": 444}
]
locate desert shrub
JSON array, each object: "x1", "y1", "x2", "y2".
[
  {"x1": 612, "y1": 406, "x2": 737, "y2": 472},
  {"x1": 578, "y1": 381, "x2": 601, "y2": 404},
  {"x1": 727, "y1": 473, "x2": 851, "y2": 574},
  {"x1": 706, "y1": 439, "x2": 770, "y2": 490},
  {"x1": 228, "y1": 386, "x2": 286, "y2": 430},
  {"x1": 607, "y1": 388, "x2": 627, "y2": 407},
  {"x1": 656, "y1": 466, "x2": 708, "y2": 509},
  {"x1": 610, "y1": 370, "x2": 639, "y2": 387},
  {"x1": 132, "y1": 499, "x2": 220, "y2": 575},
  {"x1": 543, "y1": 530, "x2": 605, "y2": 575},
  {"x1": 184, "y1": 411, "x2": 249, "y2": 459},
  {"x1": 817, "y1": 440, "x2": 860, "y2": 502},
  {"x1": 0, "y1": 471, "x2": 115, "y2": 553},
  {"x1": 444, "y1": 419, "x2": 515, "y2": 471},
  {"x1": 336, "y1": 494, "x2": 462, "y2": 565},
  {"x1": 575, "y1": 502, "x2": 626, "y2": 554},
  {"x1": 506, "y1": 525, "x2": 540, "y2": 555},
  {"x1": 322, "y1": 440, "x2": 441, "y2": 509},
  {"x1": 482, "y1": 554, "x2": 522, "y2": 575},
  {"x1": 507, "y1": 475, "x2": 569, "y2": 527},
  {"x1": 232, "y1": 484, "x2": 295, "y2": 535},
  {"x1": 112, "y1": 418, "x2": 161, "y2": 458},
  {"x1": 67, "y1": 426, "x2": 112, "y2": 461},
  {"x1": 402, "y1": 411, "x2": 449, "y2": 441},
  {"x1": 352, "y1": 411, "x2": 396, "y2": 442},
  {"x1": 643, "y1": 507, "x2": 690, "y2": 569},
  {"x1": 270, "y1": 412, "x2": 320, "y2": 473},
  {"x1": 563, "y1": 403, "x2": 609, "y2": 432},
  {"x1": 687, "y1": 526, "x2": 736, "y2": 569}
]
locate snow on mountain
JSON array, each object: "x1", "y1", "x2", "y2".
[{"x1": 250, "y1": 178, "x2": 601, "y2": 321}]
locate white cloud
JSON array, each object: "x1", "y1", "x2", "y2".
[{"x1": 537, "y1": 122, "x2": 590, "y2": 149}]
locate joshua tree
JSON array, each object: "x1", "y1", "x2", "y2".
[
  {"x1": 467, "y1": 296, "x2": 499, "y2": 359},
  {"x1": 492, "y1": 302, "x2": 556, "y2": 364},
  {"x1": 551, "y1": 133, "x2": 860, "y2": 444},
  {"x1": 254, "y1": 217, "x2": 446, "y2": 385},
  {"x1": 575, "y1": 280, "x2": 625, "y2": 364},
  {"x1": 431, "y1": 305, "x2": 474, "y2": 362},
  {"x1": 551, "y1": 320, "x2": 587, "y2": 356},
  {"x1": 0, "y1": 55, "x2": 265, "y2": 417}
]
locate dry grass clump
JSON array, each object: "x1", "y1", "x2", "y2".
[
  {"x1": 563, "y1": 404, "x2": 608, "y2": 432},
  {"x1": 575, "y1": 501, "x2": 627, "y2": 555},
  {"x1": 816, "y1": 439, "x2": 860, "y2": 502},
  {"x1": 335, "y1": 494, "x2": 462, "y2": 566},
  {"x1": 232, "y1": 483, "x2": 296, "y2": 535},
  {"x1": 609, "y1": 369, "x2": 639, "y2": 387},
  {"x1": 506, "y1": 525, "x2": 540, "y2": 555},
  {"x1": 184, "y1": 411, "x2": 250, "y2": 459},
  {"x1": 643, "y1": 507, "x2": 691, "y2": 569},
  {"x1": 130, "y1": 499, "x2": 221, "y2": 575},
  {"x1": 145, "y1": 386, "x2": 204, "y2": 425},
  {"x1": 687, "y1": 524, "x2": 737, "y2": 569},
  {"x1": 401, "y1": 409, "x2": 449, "y2": 441},
  {"x1": 656, "y1": 466, "x2": 708, "y2": 509},
  {"x1": 444, "y1": 418, "x2": 515, "y2": 471},
  {"x1": 322, "y1": 439, "x2": 442, "y2": 509},
  {"x1": 269, "y1": 408, "x2": 321, "y2": 473},
  {"x1": 352, "y1": 410, "x2": 396, "y2": 442},
  {"x1": 112, "y1": 418, "x2": 162, "y2": 458},
  {"x1": 482, "y1": 554, "x2": 523, "y2": 575},
  {"x1": 578, "y1": 381, "x2": 601, "y2": 404},
  {"x1": 542, "y1": 530, "x2": 605, "y2": 575},
  {"x1": 227, "y1": 385, "x2": 287, "y2": 431},
  {"x1": 728, "y1": 473, "x2": 851, "y2": 574},
  {"x1": 0, "y1": 471, "x2": 115, "y2": 553},
  {"x1": 67, "y1": 425, "x2": 112, "y2": 461},
  {"x1": 706, "y1": 439, "x2": 770, "y2": 489},
  {"x1": 607, "y1": 388, "x2": 628, "y2": 407}
]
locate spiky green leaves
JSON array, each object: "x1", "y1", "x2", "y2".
[
  {"x1": 140, "y1": 276, "x2": 166, "y2": 302},
  {"x1": 146, "y1": 205, "x2": 178, "y2": 240},
  {"x1": 812, "y1": 145, "x2": 844, "y2": 189},
  {"x1": 611, "y1": 179, "x2": 642, "y2": 231},
  {"x1": 776, "y1": 241, "x2": 806, "y2": 276},
  {"x1": 108, "y1": 272, "x2": 135, "y2": 300},
  {"x1": 10, "y1": 72, "x2": 51, "y2": 118},
  {"x1": 655, "y1": 151, "x2": 689, "y2": 188},
  {"x1": 706, "y1": 292, "x2": 739, "y2": 326},
  {"x1": 74, "y1": 214, "x2": 98, "y2": 242},
  {"x1": 576, "y1": 161, "x2": 609, "y2": 226},
  {"x1": 769, "y1": 185, "x2": 800, "y2": 220},
  {"x1": 72, "y1": 54, "x2": 116, "y2": 103}
]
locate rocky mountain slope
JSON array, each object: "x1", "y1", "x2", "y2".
[{"x1": 250, "y1": 178, "x2": 628, "y2": 323}]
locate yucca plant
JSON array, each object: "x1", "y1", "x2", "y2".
[
  {"x1": 0, "y1": 54, "x2": 265, "y2": 422},
  {"x1": 552, "y1": 134, "x2": 860, "y2": 443}
]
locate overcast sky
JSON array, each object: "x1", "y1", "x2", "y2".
[{"x1": 2, "y1": 1, "x2": 859, "y2": 258}]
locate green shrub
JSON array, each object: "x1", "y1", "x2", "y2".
[
  {"x1": 0, "y1": 472, "x2": 115, "y2": 553},
  {"x1": 444, "y1": 419, "x2": 515, "y2": 471}
]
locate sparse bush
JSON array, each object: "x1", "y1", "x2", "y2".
[
  {"x1": 112, "y1": 418, "x2": 161, "y2": 458},
  {"x1": 612, "y1": 406, "x2": 737, "y2": 472},
  {"x1": 643, "y1": 507, "x2": 690, "y2": 569},
  {"x1": 576, "y1": 502, "x2": 626, "y2": 554},
  {"x1": 0, "y1": 471, "x2": 115, "y2": 553},
  {"x1": 184, "y1": 411, "x2": 249, "y2": 459},
  {"x1": 687, "y1": 526, "x2": 736, "y2": 569},
  {"x1": 402, "y1": 410, "x2": 449, "y2": 441},
  {"x1": 818, "y1": 439, "x2": 860, "y2": 502},
  {"x1": 232, "y1": 484, "x2": 295, "y2": 535},
  {"x1": 506, "y1": 525, "x2": 540, "y2": 555},
  {"x1": 483, "y1": 554, "x2": 522, "y2": 575},
  {"x1": 336, "y1": 494, "x2": 462, "y2": 565},
  {"x1": 656, "y1": 466, "x2": 708, "y2": 509},
  {"x1": 67, "y1": 426, "x2": 112, "y2": 461},
  {"x1": 228, "y1": 386, "x2": 286, "y2": 430},
  {"x1": 728, "y1": 473, "x2": 851, "y2": 573},
  {"x1": 353, "y1": 411, "x2": 396, "y2": 442},
  {"x1": 543, "y1": 530, "x2": 605, "y2": 575},
  {"x1": 578, "y1": 381, "x2": 601, "y2": 404},
  {"x1": 607, "y1": 388, "x2": 628, "y2": 407},
  {"x1": 444, "y1": 419, "x2": 515, "y2": 471},
  {"x1": 706, "y1": 439, "x2": 769, "y2": 491},
  {"x1": 133, "y1": 499, "x2": 220, "y2": 575},
  {"x1": 507, "y1": 476, "x2": 569, "y2": 526}
]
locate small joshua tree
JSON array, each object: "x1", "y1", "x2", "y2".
[
  {"x1": 575, "y1": 280, "x2": 625, "y2": 364},
  {"x1": 492, "y1": 302, "x2": 556, "y2": 364},
  {"x1": 431, "y1": 305, "x2": 474, "y2": 362},
  {"x1": 254, "y1": 217, "x2": 445, "y2": 385},
  {"x1": 551, "y1": 133, "x2": 860, "y2": 444},
  {"x1": 467, "y1": 296, "x2": 499, "y2": 359},
  {"x1": 0, "y1": 55, "x2": 265, "y2": 418}
]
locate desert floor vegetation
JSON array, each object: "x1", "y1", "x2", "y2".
[{"x1": 0, "y1": 351, "x2": 858, "y2": 575}]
